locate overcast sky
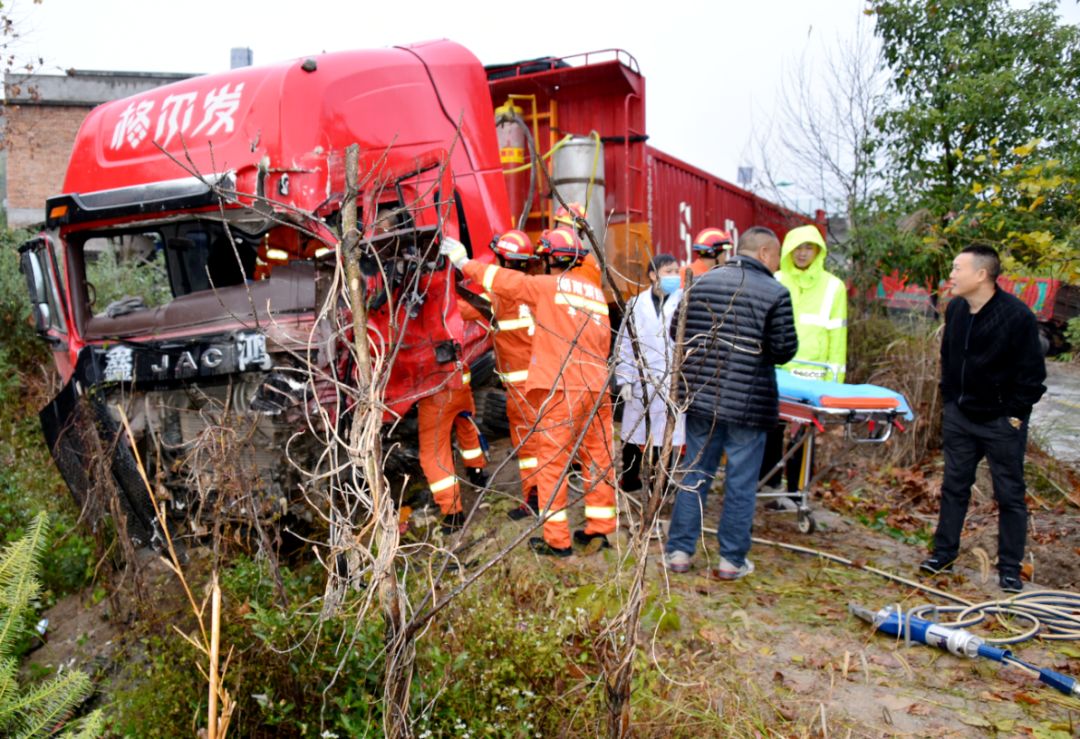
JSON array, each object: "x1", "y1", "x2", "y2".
[{"x1": 9, "y1": 0, "x2": 1080, "y2": 212}]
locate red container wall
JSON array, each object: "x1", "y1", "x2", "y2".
[{"x1": 647, "y1": 146, "x2": 811, "y2": 262}]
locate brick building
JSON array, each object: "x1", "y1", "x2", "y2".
[{"x1": 3, "y1": 70, "x2": 194, "y2": 227}]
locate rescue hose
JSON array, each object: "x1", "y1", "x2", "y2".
[
  {"x1": 650, "y1": 516, "x2": 1080, "y2": 645},
  {"x1": 502, "y1": 134, "x2": 574, "y2": 174}
]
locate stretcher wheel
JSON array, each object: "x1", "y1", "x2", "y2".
[{"x1": 797, "y1": 511, "x2": 816, "y2": 534}]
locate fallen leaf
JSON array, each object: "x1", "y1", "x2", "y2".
[
  {"x1": 1013, "y1": 691, "x2": 1041, "y2": 705},
  {"x1": 906, "y1": 703, "x2": 931, "y2": 715},
  {"x1": 698, "y1": 627, "x2": 726, "y2": 645}
]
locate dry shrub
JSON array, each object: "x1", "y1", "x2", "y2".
[{"x1": 847, "y1": 311, "x2": 943, "y2": 465}]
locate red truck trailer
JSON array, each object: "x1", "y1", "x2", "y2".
[
  {"x1": 21, "y1": 41, "x2": 811, "y2": 546},
  {"x1": 875, "y1": 271, "x2": 1080, "y2": 353}
]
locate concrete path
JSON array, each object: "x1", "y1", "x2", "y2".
[{"x1": 1030, "y1": 361, "x2": 1080, "y2": 465}]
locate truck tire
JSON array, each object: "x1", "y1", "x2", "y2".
[
  {"x1": 479, "y1": 388, "x2": 510, "y2": 439},
  {"x1": 468, "y1": 349, "x2": 497, "y2": 388}
]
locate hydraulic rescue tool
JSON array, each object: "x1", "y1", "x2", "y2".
[{"x1": 850, "y1": 603, "x2": 1080, "y2": 697}]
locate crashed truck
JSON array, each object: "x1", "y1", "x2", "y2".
[{"x1": 20, "y1": 40, "x2": 810, "y2": 547}]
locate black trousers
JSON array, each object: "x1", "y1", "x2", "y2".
[
  {"x1": 932, "y1": 402, "x2": 1029, "y2": 577},
  {"x1": 759, "y1": 423, "x2": 813, "y2": 492},
  {"x1": 620, "y1": 443, "x2": 675, "y2": 492}
]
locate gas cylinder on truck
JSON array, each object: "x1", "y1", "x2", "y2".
[
  {"x1": 495, "y1": 101, "x2": 531, "y2": 228},
  {"x1": 551, "y1": 134, "x2": 605, "y2": 247}
]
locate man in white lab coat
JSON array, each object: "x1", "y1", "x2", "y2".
[{"x1": 615, "y1": 254, "x2": 686, "y2": 491}]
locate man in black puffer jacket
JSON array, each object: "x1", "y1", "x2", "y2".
[
  {"x1": 664, "y1": 226, "x2": 798, "y2": 579},
  {"x1": 920, "y1": 245, "x2": 1046, "y2": 593}
]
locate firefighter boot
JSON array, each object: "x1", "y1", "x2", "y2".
[
  {"x1": 507, "y1": 491, "x2": 539, "y2": 521},
  {"x1": 529, "y1": 537, "x2": 572, "y2": 558},
  {"x1": 466, "y1": 467, "x2": 489, "y2": 490}
]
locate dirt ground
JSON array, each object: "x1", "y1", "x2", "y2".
[{"x1": 26, "y1": 432, "x2": 1080, "y2": 737}]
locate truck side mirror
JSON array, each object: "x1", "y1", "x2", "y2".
[
  {"x1": 18, "y1": 237, "x2": 66, "y2": 338},
  {"x1": 20, "y1": 249, "x2": 51, "y2": 332}
]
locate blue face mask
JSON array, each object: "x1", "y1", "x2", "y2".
[{"x1": 659, "y1": 274, "x2": 681, "y2": 295}]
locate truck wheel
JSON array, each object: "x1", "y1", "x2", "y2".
[
  {"x1": 468, "y1": 350, "x2": 497, "y2": 388},
  {"x1": 479, "y1": 388, "x2": 510, "y2": 439}
]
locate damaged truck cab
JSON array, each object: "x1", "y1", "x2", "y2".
[{"x1": 21, "y1": 40, "x2": 508, "y2": 546}]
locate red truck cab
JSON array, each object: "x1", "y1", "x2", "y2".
[{"x1": 20, "y1": 40, "x2": 509, "y2": 545}]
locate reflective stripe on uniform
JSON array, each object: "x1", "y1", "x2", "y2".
[
  {"x1": 462, "y1": 371, "x2": 472, "y2": 385},
  {"x1": 797, "y1": 278, "x2": 844, "y2": 329},
  {"x1": 585, "y1": 506, "x2": 617, "y2": 520},
  {"x1": 482, "y1": 264, "x2": 499, "y2": 291},
  {"x1": 554, "y1": 292, "x2": 609, "y2": 315},
  {"x1": 799, "y1": 314, "x2": 847, "y2": 329},
  {"x1": 518, "y1": 456, "x2": 538, "y2": 470},
  {"x1": 460, "y1": 447, "x2": 484, "y2": 461},
  {"x1": 543, "y1": 508, "x2": 568, "y2": 522},
  {"x1": 430, "y1": 475, "x2": 457, "y2": 493},
  {"x1": 497, "y1": 317, "x2": 534, "y2": 331},
  {"x1": 498, "y1": 369, "x2": 529, "y2": 384}
]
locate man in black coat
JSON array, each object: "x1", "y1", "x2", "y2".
[
  {"x1": 920, "y1": 245, "x2": 1046, "y2": 592},
  {"x1": 664, "y1": 226, "x2": 799, "y2": 579}
]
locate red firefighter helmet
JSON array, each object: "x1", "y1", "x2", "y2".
[
  {"x1": 540, "y1": 227, "x2": 586, "y2": 266},
  {"x1": 553, "y1": 201, "x2": 586, "y2": 228},
  {"x1": 693, "y1": 227, "x2": 733, "y2": 253},
  {"x1": 489, "y1": 229, "x2": 537, "y2": 261}
]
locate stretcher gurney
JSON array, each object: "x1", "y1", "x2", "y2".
[{"x1": 759, "y1": 367, "x2": 915, "y2": 534}]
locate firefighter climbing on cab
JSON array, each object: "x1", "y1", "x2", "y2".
[
  {"x1": 457, "y1": 230, "x2": 544, "y2": 520},
  {"x1": 681, "y1": 227, "x2": 732, "y2": 286},
  {"x1": 442, "y1": 228, "x2": 617, "y2": 558},
  {"x1": 371, "y1": 205, "x2": 488, "y2": 537}
]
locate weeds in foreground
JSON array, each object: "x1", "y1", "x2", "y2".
[{"x1": 0, "y1": 513, "x2": 103, "y2": 738}]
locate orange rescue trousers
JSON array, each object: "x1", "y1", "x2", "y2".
[
  {"x1": 418, "y1": 385, "x2": 485, "y2": 515},
  {"x1": 506, "y1": 383, "x2": 540, "y2": 501},
  {"x1": 527, "y1": 388, "x2": 617, "y2": 549}
]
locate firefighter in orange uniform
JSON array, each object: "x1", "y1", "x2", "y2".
[
  {"x1": 457, "y1": 230, "x2": 544, "y2": 520},
  {"x1": 377, "y1": 203, "x2": 486, "y2": 536},
  {"x1": 442, "y1": 229, "x2": 617, "y2": 557},
  {"x1": 416, "y1": 366, "x2": 488, "y2": 534},
  {"x1": 553, "y1": 202, "x2": 603, "y2": 288},
  {"x1": 681, "y1": 227, "x2": 733, "y2": 286}
]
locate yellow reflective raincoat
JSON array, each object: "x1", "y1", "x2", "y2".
[{"x1": 776, "y1": 225, "x2": 847, "y2": 381}]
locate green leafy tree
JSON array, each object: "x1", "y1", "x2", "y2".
[
  {"x1": 0, "y1": 514, "x2": 102, "y2": 738},
  {"x1": 870, "y1": 0, "x2": 1080, "y2": 284}
]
